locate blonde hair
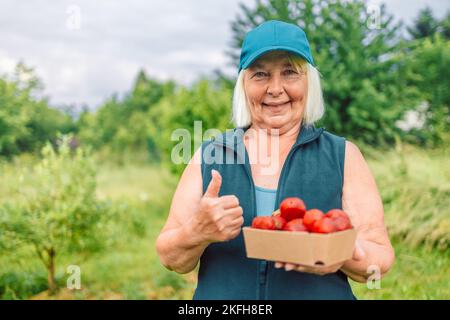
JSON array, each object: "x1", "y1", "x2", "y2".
[{"x1": 232, "y1": 54, "x2": 325, "y2": 128}]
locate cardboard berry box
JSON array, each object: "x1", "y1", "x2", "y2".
[{"x1": 242, "y1": 227, "x2": 356, "y2": 267}]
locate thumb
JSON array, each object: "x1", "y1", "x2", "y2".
[
  {"x1": 204, "y1": 169, "x2": 222, "y2": 198},
  {"x1": 352, "y1": 239, "x2": 366, "y2": 261}
]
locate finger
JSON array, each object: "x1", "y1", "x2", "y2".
[
  {"x1": 220, "y1": 195, "x2": 240, "y2": 209},
  {"x1": 284, "y1": 263, "x2": 296, "y2": 271},
  {"x1": 293, "y1": 264, "x2": 314, "y2": 272},
  {"x1": 229, "y1": 215, "x2": 244, "y2": 227},
  {"x1": 229, "y1": 227, "x2": 242, "y2": 239},
  {"x1": 296, "y1": 265, "x2": 326, "y2": 275},
  {"x1": 223, "y1": 206, "x2": 243, "y2": 218},
  {"x1": 218, "y1": 215, "x2": 243, "y2": 232},
  {"x1": 220, "y1": 218, "x2": 243, "y2": 232},
  {"x1": 275, "y1": 262, "x2": 284, "y2": 269},
  {"x1": 314, "y1": 261, "x2": 342, "y2": 270},
  {"x1": 230, "y1": 227, "x2": 241, "y2": 237},
  {"x1": 221, "y1": 224, "x2": 242, "y2": 239},
  {"x1": 353, "y1": 239, "x2": 366, "y2": 261},
  {"x1": 294, "y1": 265, "x2": 309, "y2": 273},
  {"x1": 215, "y1": 210, "x2": 242, "y2": 225},
  {"x1": 297, "y1": 264, "x2": 340, "y2": 275},
  {"x1": 204, "y1": 169, "x2": 222, "y2": 198}
]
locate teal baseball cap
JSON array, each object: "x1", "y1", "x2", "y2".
[{"x1": 238, "y1": 20, "x2": 314, "y2": 72}]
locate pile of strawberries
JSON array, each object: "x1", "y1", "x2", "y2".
[{"x1": 251, "y1": 197, "x2": 353, "y2": 234}]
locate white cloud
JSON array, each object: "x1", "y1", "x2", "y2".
[
  {"x1": 0, "y1": 0, "x2": 448, "y2": 109},
  {"x1": 0, "y1": 0, "x2": 255, "y2": 108},
  {"x1": 0, "y1": 50, "x2": 16, "y2": 75}
]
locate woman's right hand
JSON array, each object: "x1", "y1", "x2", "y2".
[{"x1": 189, "y1": 169, "x2": 244, "y2": 245}]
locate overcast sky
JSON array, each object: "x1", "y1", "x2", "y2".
[{"x1": 0, "y1": 0, "x2": 449, "y2": 110}]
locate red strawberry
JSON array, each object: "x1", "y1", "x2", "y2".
[
  {"x1": 326, "y1": 209, "x2": 348, "y2": 220},
  {"x1": 333, "y1": 216, "x2": 352, "y2": 231},
  {"x1": 272, "y1": 216, "x2": 287, "y2": 230},
  {"x1": 303, "y1": 209, "x2": 324, "y2": 231},
  {"x1": 280, "y1": 197, "x2": 306, "y2": 221},
  {"x1": 283, "y1": 218, "x2": 308, "y2": 232},
  {"x1": 251, "y1": 216, "x2": 276, "y2": 230},
  {"x1": 326, "y1": 209, "x2": 352, "y2": 231},
  {"x1": 312, "y1": 217, "x2": 336, "y2": 234}
]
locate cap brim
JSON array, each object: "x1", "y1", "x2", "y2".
[{"x1": 240, "y1": 46, "x2": 314, "y2": 71}]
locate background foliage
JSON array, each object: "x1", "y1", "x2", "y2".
[{"x1": 0, "y1": 0, "x2": 448, "y2": 299}]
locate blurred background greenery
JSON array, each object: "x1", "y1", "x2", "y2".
[{"x1": 0, "y1": 0, "x2": 449, "y2": 299}]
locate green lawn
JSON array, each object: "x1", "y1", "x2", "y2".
[
  {"x1": 351, "y1": 240, "x2": 450, "y2": 299},
  {"x1": 0, "y1": 145, "x2": 449, "y2": 299}
]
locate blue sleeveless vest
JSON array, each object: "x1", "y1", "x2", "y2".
[{"x1": 193, "y1": 124, "x2": 356, "y2": 300}]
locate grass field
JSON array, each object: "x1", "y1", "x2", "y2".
[{"x1": 0, "y1": 144, "x2": 449, "y2": 299}]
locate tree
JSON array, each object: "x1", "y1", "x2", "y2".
[
  {"x1": 228, "y1": 0, "x2": 419, "y2": 146},
  {"x1": 0, "y1": 63, "x2": 73, "y2": 157},
  {"x1": 440, "y1": 12, "x2": 450, "y2": 39},
  {"x1": 407, "y1": 7, "x2": 439, "y2": 39},
  {"x1": 149, "y1": 78, "x2": 233, "y2": 176},
  {"x1": 0, "y1": 136, "x2": 113, "y2": 294},
  {"x1": 76, "y1": 70, "x2": 175, "y2": 160},
  {"x1": 399, "y1": 34, "x2": 450, "y2": 146}
]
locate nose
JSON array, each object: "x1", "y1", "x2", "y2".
[{"x1": 267, "y1": 74, "x2": 284, "y2": 97}]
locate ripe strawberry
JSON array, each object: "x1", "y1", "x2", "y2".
[
  {"x1": 303, "y1": 209, "x2": 324, "y2": 231},
  {"x1": 279, "y1": 197, "x2": 306, "y2": 221},
  {"x1": 325, "y1": 209, "x2": 348, "y2": 220},
  {"x1": 332, "y1": 216, "x2": 352, "y2": 231},
  {"x1": 326, "y1": 209, "x2": 352, "y2": 231},
  {"x1": 272, "y1": 215, "x2": 287, "y2": 230},
  {"x1": 251, "y1": 216, "x2": 276, "y2": 230},
  {"x1": 283, "y1": 218, "x2": 308, "y2": 232},
  {"x1": 312, "y1": 217, "x2": 336, "y2": 234}
]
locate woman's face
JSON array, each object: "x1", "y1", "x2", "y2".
[{"x1": 243, "y1": 51, "x2": 307, "y2": 132}]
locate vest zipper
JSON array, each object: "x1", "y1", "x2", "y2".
[
  {"x1": 273, "y1": 130, "x2": 323, "y2": 206},
  {"x1": 219, "y1": 127, "x2": 322, "y2": 300},
  {"x1": 239, "y1": 147, "x2": 263, "y2": 299},
  {"x1": 264, "y1": 134, "x2": 318, "y2": 299},
  {"x1": 241, "y1": 139, "x2": 305, "y2": 299}
]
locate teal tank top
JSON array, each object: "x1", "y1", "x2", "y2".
[
  {"x1": 194, "y1": 124, "x2": 356, "y2": 300},
  {"x1": 255, "y1": 185, "x2": 277, "y2": 216}
]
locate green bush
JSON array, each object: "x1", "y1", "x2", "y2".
[
  {"x1": 0, "y1": 135, "x2": 115, "y2": 294},
  {"x1": 0, "y1": 271, "x2": 48, "y2": 300}
]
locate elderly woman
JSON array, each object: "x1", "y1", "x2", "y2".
[{"x1": 156, "y1": 20, "x2": 395, "y2": 300}]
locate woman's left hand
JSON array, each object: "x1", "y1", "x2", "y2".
[{"x1": 274, "y1": 239, "x2": 366, "y2": 276}]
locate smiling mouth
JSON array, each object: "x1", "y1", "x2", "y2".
[{"x1": 262, "y1": 101, "x2": 291, "y2": 107}]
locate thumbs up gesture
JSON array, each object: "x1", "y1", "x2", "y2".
[{"x1": 192, "y1": 169, "x2": 244, "y2": 244}]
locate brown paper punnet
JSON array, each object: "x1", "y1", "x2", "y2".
[{"x1": 243, "y1": 227, "x2": 356, "y2": 267}]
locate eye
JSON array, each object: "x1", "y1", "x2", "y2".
[
  {"x1": 283, "y1": 69, "x2": 298, "y2": 76},
  {"x1": 252, "y1": 71, "x2": 269, "y2": 79}
]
